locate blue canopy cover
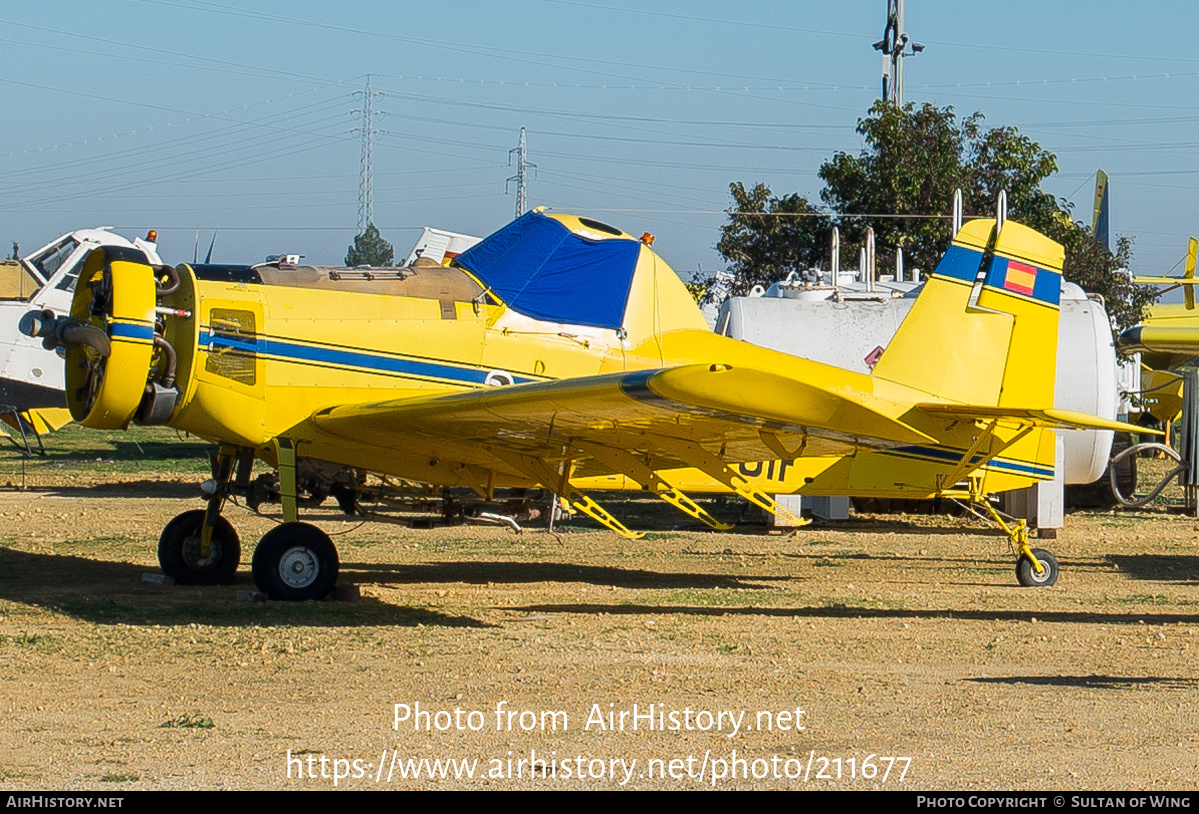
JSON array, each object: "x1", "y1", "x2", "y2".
[{"x1": 455, "y1": 211, "x2": 641, "y2": 331}]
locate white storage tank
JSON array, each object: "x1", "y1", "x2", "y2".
[{"x1": 714, "y1": 280, "x2": 1117, "y2": 487}]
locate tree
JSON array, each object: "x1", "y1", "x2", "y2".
[
  {"x1": 818, "y1": 101, "x2": 1065, "y2": 275},
  {"x1": 716, "y1": 101, "x2": 1153, "y2": 332},
  {"x1": 697, "y1": 182, "x2": 831, "y2": 303},
  {"x1": 345, "y1": 222, "x2": 395, "y2": 267},
  {"x1": 819, "y1": 102, "x2": 979, "y2": 274}
]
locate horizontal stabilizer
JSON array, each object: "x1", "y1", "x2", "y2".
[{"x1": 919, "y1": 403, "x2": 1159, "y2": 435}]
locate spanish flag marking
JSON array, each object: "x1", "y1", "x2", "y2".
[{"x1": 1003, "y1": 260, "x2": 1037, "y2": 297}]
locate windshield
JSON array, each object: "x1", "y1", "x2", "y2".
[{"x1": 29, "y1": 236, "x2": 80, "y2": 281}]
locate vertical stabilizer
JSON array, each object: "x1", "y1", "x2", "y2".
[{"x1": 872, "y1": 218, "x2": 1065, "y2": 409}]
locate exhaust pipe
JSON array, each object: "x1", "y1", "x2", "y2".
[{"x1": 25, "y1": 309, "x2": 112, "y2": 358}]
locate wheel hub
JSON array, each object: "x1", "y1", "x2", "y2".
[
  {"x1": 1027, "y1": 558, "x2": 1051, "y2": 583},
  {"x1": 181, "y1": 532, "x2": 222, "y2": 570},
  {"x1": 278, "y1": 546, "x2": 319, "y2": 589}
]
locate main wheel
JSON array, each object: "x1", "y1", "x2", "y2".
[
  {"x1": 1015, "y1": 548, "x2": 1059, "y2": 587},
  {"x1": 251, "y1": 522, "x2": 339, "y2": 601},
  {"x1": 157, "y1": 508, "x2": 241, "y2": 585}
]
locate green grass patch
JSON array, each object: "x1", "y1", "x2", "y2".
[
  {"x1": 1, "y1": 632, "x2": 52, "y2": 649},
  {"x1": 655, "y1": 588, "x2": 772, "y2": 607},
  {"x1": 160, "y1": 713, "x2": 214, "y2": 729},
  {"x1": 1119, "y1": 593, "x2": 1198, "y2": 607}
]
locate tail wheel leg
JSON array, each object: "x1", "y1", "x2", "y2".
[{"x1": 971, "y1": 492, "x2": 1059, "y2": 588}]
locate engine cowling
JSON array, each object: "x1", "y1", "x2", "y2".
[{"x1": 60, "y1": 246, "x2": 164, "y2": 428}]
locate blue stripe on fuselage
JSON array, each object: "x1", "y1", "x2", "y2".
[
  {"x1": 198, "y1": 330, "x2": 540, "y2": 386},
  {"x1": 884, "y1": 444, "x2": 1054, "y2": 479}
]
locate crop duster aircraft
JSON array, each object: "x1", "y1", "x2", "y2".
[
  {"x1": 1120, "y1": 237, "x2": 1199, "y2": 363},
  {"x1": 28, "y1": 209, "x2": 1141, "y2": 600}
]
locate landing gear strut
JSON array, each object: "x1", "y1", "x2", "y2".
[
  {"x1": 159, "y1": 440, "x2": 342, "y2": 601},
  {"x1": 157, "y1": 508, "x2": 241, "y2": 585},
  {"x1": 158, "y1": 445, "x2": 245, "y2": 584},
  {"x1": 246, "y1": 438, "x2": 339, "y2": 600},
  {"x1": 968, "y1": 487, "x2": 1059, "y2": 588}
]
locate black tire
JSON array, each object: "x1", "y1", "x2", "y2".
[
  {"x1": 1065, "y1": 431, "x2": 1136, "y2": 509},
  {"x1": 250, "y1": 522, "x2": 339, "y2": 601},
  {"x1": 1015, "y1": 548, "x2": 1059, "y2": 588},
  {"x1": 157, "y1": 509, "x2": 241, "y2": 585}
]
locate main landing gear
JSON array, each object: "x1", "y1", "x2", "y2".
[
  {"x1": 157, "y1": 509, "x2": 240, "y2": 586},
  {"x1": 250, "y1": 522, "x2": 339, "y2": 602},
  {"x1": 156, "y1": 442, "x2": 340, "y2": 601}
]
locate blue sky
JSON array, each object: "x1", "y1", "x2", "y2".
[{"x1": 2, "y1": 1, "x2": 1197, "y2": 281}]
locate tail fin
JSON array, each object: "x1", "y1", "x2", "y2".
[
  {"x1": 872, "y1": 218, "x2": 1065, "y2": 409},
  {"x1": 1092, "y1": 169, "x2": 1109, "y2": 249}
]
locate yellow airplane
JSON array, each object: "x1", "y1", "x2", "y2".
[
  {"x1": 1117, "y1": 238, "x2": 1198, "y2": 440},
  {"x1": 30, "y1": 210, "x2": 1141, "y2": 600},
  {"x1": 1120, "y1": 236, "x2": 1199, "y2": 367}
]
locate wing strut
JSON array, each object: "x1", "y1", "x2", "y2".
[
  {"x1": 657, "y1": 439, "x2": 808, "y2": 527},
  {"x1": 490, "y1": 450, "x2": 645, "y2": 539},
  {"x1": 572, "y1": 441, "x2": 734, "y2": 531},
  {"x1": 935, "y1": 419, "x2": 1033, "y2": 493}
]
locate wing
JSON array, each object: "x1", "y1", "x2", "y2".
[{"x1": 311, "y1": 363, "x2": 933, "y2": 481}]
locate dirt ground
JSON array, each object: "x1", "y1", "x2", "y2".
[{"x1": 0, "y1": 455, "x2": 1197, "y2": 791}]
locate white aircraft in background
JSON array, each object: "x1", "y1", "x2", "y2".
[{"x1": 0, "y1": 227, "x2": 162, "y2": 451}]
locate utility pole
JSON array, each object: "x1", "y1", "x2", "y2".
[
  {"x1": 506, "y1": 127, "x2": 536, "y2": 218},
  {"x1": 873, "y1": 0, "x2": 923, "y2": 106},
  {"x1": 353, "y1": 76, "x2": 384, "y2": 233}
]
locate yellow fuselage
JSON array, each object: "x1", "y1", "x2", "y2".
[{"x1": 147, "y1": 264, "x2": 1049, "y2": 500}]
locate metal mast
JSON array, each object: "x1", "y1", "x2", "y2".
[
  {"x1": 353, "y1": 76, "x2": 384, "y2": 232},
  {"x1": 873, "y1": 0, "x2": 923, "y2": 106},
  {"x1": 507, "y1": 127, "x2": 536, "y2": 218}
]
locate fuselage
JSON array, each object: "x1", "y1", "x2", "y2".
[{"x1": 146, "y1": 261, "x2": 1049, "y2": 500}]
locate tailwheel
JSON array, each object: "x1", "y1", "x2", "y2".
[
  {"x1": 963, "y1": 486, "x2": 1060, "y2": 588},
  {"x1": 251, "y1": 522, "x2": 339, "y2": 601},
  {"x1": 157, "y1": 509, "x2": 241, "y2": 585},
  {"x1": 1015, "y1": 548, "x2": 1059, "y2": 588}
]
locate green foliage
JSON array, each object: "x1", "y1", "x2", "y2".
[
  {"x1": 1019, "y1": 211, "x2": 1154, "y2": 337},
  {"x1": 160, "y1": 713, "x2": 215, "y2": 729},
  {"x1": 820, "y1": 102, "x2": 982, "y2": 273},
  {"x1": 717, "y1": 101, "x2": 1153, "y2": 332},
  {"x1": 711, "y1": 182, "x2": 832, "y2": 299},
  {"x1": 345, "y1": 222, "x2": 395, "y2": 267}
]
